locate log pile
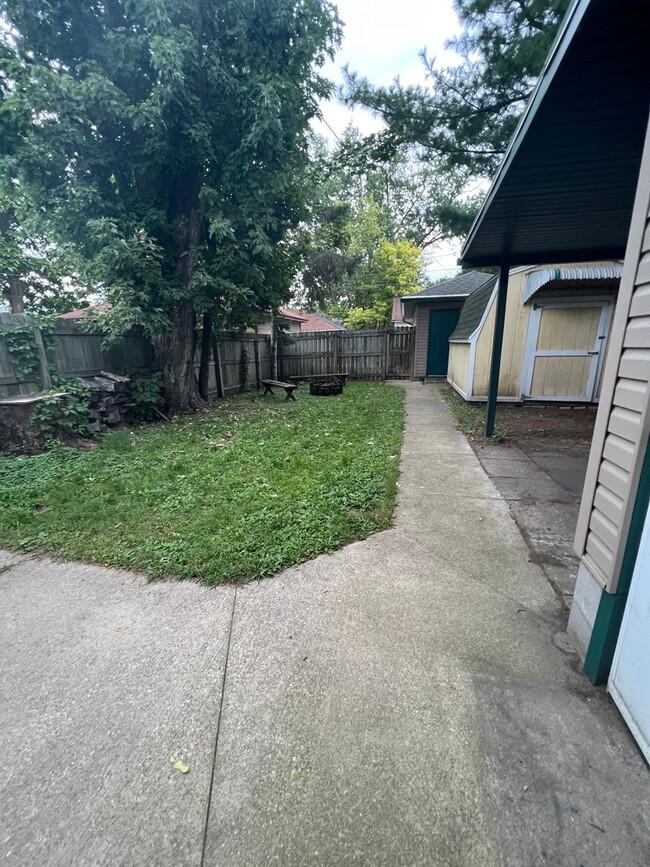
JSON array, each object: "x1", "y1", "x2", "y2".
[{"x1": 81, "y1": 371, "x2": 133, "y2": 430}]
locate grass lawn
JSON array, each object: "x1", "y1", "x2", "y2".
[
  {"x1": 440, "y1": 386, "x2": 508, "y2": 442},
  {"x1": 0, "y1": 381, "x2": 405, "y2": 584}
]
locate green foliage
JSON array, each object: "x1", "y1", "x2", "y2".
[
  {"x1": 0, "y1": 381, "x2": 405, "y2": 584},
  {"x1": 440, "y1": 387, "x2": 508, "y2": 442},
  {"x1": 342, "y1": 0, "x2": 569, "y2": 176},
  {"x1": 128, "y1": 373, "x2": 164, "y2": 422},
  {"x1": 30, "y1": 379, "x2": 94, "y2": 441},
  {"x1": 344, "y1": 304, "x2": 391, "y2": 331},
  {"x1": 1, "y1": 0, "x2": 342, "y2": 409},
  {"x1": 0, "y1": 324, "x2": 40, "y2": 381}
]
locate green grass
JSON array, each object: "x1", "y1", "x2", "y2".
[
  {"x1": 440, "y1": 386, "x2": 508, "y2": 442},
  {"x1": 0, "y1": 381, "x2": 405, "y2": 584}
]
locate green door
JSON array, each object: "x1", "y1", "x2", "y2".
[{"x1": 426, "y1": 308, "x2": 460, "y2": 376}]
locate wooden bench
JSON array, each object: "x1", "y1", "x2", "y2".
[
  {"x1": 261, "y1": 379, "x2": 298, "y2": 401},
  {"x1": 288, "y1": 373, "x2": 349, "y2": 387}
]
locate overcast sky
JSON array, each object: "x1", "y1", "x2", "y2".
[{"x1": 313, "y1": 0, "x2": 465, "y2": 276}]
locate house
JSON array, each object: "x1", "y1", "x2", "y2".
[
  {"x1": 400, "y1": 271, "x2": 495, "y2": 379},
  {"x1": 297, "y1": 311, "x2": 346, "y2": 332},
  {"x1": 390, "y1": 297, "x2": 412, "y2": 329},
  {"x1": 257, "y1": 308, "x2": 346, "y2": 334},
  {"x1": 459, "y1": 0, "x2": 650, "y2": 758},
  {"x1": 447, "y1": 262, "x2": 622, "y2": 402}
]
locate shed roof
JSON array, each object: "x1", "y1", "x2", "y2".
[
  {"x1": 460, "y1": 0, "x2": 650, "y2": 267},
  {"x1": 449, "y1": 277, "x2": 497, "y2": 342},
  {"x1": 402, "y1": 270, "x2": 495, "y2": 301}
]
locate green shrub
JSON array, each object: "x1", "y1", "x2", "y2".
[{"x1": 128, "y1": 373, "x2": 164, "y2": 421}]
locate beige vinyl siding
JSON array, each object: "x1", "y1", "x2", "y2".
[
  {"x1": 472, "y1": 270, "x2": 532, "y2": 397},
  {"x1": 471, "y1": 267, "x2": 618, "y2": 399},
  {"x1": 412, "y1": 306, "x2": 430, "y2": 377},
  {"x1": 447, "y1": 343, "x2": 471, "y2": 394},
  {"x1": 575, "y1": 120, "x2": 650, "y2": 591}
]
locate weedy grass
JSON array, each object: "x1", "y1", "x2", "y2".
[
  {"x1": 440, "y1": 386, "x2": 509, "y2": 442},
  {"x1": 0, "y1": 381, "x2": 405, "y2": 584}
]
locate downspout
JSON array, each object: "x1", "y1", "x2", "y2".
[{"x1": 485, "y1": 264, "x2": 510, "y2": 437}]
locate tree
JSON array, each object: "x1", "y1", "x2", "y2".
[
  {"x1": 298, "y1": 128, "x2": 472, "y2": 312},
  {"x1": 343, "y1": 237, "x2": 424, "y2": 330},
  {"x1": 1, "y1": 0, "x2": 341, "y2": 411},
  {"x1": 341, "y1": 0, "x2": 569, "y2": 176}
]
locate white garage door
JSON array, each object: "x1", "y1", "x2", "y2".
[{"x1": 609, "y1": 501, "x2": 650, "y2": 763}]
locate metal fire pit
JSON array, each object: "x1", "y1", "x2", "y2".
[{"x1": 309, "y1": 379, "x2": 343, "y2": 396}]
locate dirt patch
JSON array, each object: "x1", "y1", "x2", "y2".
[{"x1": 492, "y1": 404, "x2": 597, "y2": 455}]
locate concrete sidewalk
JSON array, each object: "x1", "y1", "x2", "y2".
[{"x1": 1, "y1": 383, "x2": 648, "y2": 866}]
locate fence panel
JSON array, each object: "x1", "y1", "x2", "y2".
[
  {"x1": 278, "y1": 328, "x2": 413, "y2": 381},
  {"x1": 279, "y1": 332, "x2": 335, "y2": 378}
]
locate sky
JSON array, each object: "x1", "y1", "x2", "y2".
[{"x1": 312, "y1": 0, "x2": 466, "y2": 277}]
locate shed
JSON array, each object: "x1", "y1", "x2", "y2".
[
  {"x1": 458, "y1": 0, "x2": 650, "y2": 758},
  {"x1": 401, "y1": 271, "x2": 495, "y2": 379},
  {"x1": 448, "y1": 263, "x2": 622, "y2": 402}
]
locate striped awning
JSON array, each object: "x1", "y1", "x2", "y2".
[{"x1": 522, "y1": 264, "x2": 623, "y2": 304}]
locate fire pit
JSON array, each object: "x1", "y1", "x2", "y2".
[{"x1": 309, "y1": 379, "x2": 343, "y2": 397}]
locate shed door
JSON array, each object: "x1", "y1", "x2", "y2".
[
  {"x1": 609, "y1": 502, "x2": 650, "y2": 763},
  {"x1": 426, "y1": 309, "x2": 459, "y2": 377},
  {"x1": 524, "y1": 303, "x2": 612, "y2": 400}
]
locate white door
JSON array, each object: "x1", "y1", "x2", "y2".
[
  {"x1": 523, "y1": 302, "x2": 613, "y2": 401},
  {"x1": 609, "y1": 502, "x2": 650, "y2": 764}
]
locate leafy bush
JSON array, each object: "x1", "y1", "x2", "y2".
[
  {"x1": 128, "y1": 373, "x2": 164, "y2": 421},
  {"x1": 30, "y1": 378, "x2": 94, "y2": 440}
]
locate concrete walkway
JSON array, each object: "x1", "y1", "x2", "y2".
[{"x1": 1, "y1": 383, "x2": 648, "y2": 866}]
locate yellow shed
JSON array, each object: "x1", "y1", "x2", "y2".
[{"x1": 447, "y1": 262, "x2": 623, "y2": 403}]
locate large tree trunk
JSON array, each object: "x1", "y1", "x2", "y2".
[
  {"x1": 3, "y1": 278, "x2": 25, "y2": 314},
  {"x1": 198, "y1": 312, "x2": 213, "y2": 400},
  {"x1": 157, "y1": 166, "x2": 207, "y2": 413},
  {"x1": 154, "y1": 300, "x2": 202, "y2": 414}
]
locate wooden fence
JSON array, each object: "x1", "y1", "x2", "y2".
[
  {"x1": 278, "y1": 328, "x2": 414, "y2": 380},
  {"x1": 1, "y1": 314, "x2": 413, "y2": 398},
  {"x1": 0, "y1": 313, "x2": 271, "y2": 397}
]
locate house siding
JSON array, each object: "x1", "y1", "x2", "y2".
[
  {"x1": 470, "y1": 268, "x2": 618, "y2": 400},
  {"x1": 412, "y1": 306, "x2": 430, "y2": 377},
  {"x1": 447, "y1": 343, "x2": 470, "y2": 395},
  {"x1": 574, "y1": 119, "x2": 650, "y2": 592},
  {"x1": 471, "y1": 270, "x2": 531, "y2": 398}
]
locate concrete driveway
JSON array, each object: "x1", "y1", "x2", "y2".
[{"x1": 1, "y1": 383, "x2": 648, "y2": 866}]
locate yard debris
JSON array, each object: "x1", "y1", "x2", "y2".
[{"x1": 170, "y1": 757, "x2": 189, "y2": 774}]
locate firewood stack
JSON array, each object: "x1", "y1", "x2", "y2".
[{"x1": 80, "y1": 371, "x2": 133, "y2": 429}]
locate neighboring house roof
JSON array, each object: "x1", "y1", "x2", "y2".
[
  {"x1": 277, "y1": 307, "x2": 309, "y2": 323},
  {"x1": 402, "y1": 271, "x2": 495, "y2": 301},
  {"x1": 58, "y1": 303, "x2": 111, "y2": 319},
  {"x1": 449, "y1": 278, "x2": 498, "y2": 342},
  {"x1": 460, "y1": 0, "x2": 649, "y2": 267},
  {"x1": 299, "y1": 311, "x2": 346, "y2": 332}
]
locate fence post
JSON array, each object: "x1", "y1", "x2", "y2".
[
  {"x1": 32, "y1": 326, "x2": 51, "y2": 390},
  {"x1": 212, "y1": 338, "x2": 224, "y2": 398},
  {"x1": 381, "y1": 329, "x2": 388, "y2": 380},
  {"x1": 333, "y1": 331, "x2": 339, "y2": 375},
  {"x1": 253, "y1": 335, "x2": 261, "y2": 389}
]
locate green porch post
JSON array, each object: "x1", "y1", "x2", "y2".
[{"x1": 485, "y1": 264, "x2": 510, "y2": 438}]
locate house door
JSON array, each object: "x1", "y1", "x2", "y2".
[
  {"x1": 426, "y1": 309, "x2": 459, "y2": 376},
  {"x1": 609, "y1": 501, "x2": 650, "y2": 763},
  {"x1": 523, "y1": 302, "x2": 613, "y2": 400}
]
